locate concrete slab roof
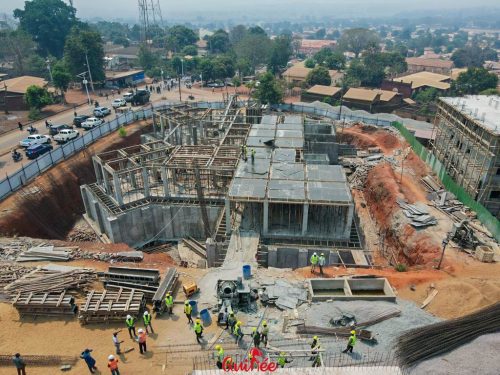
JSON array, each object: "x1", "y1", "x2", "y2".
[
  {"x1": 306, "y1": 165, "x2": 346, "y2": 182},
  {"x1": 248, "y1": 128, "x2": 276, "y2": 138},
  {"x1": 271, "y1": 163, "x2": 305, "y2": 180},
  {"x1": 268, "y1": 180, "x2": 306, "y2": 201},
  {"x1": 229, "y1": 177, "x2": 267, "y2": 199},
  {"x1": 275, "y1": 137, "x2": 304, "y2": 148},
  {"x1": 235, "y1": 158, "x2": 270, "y2": 179},
  {"x1": 273, "y1": 148, "x2": 297, "y2": 162},
  {"x1": 307, "y1": 181, "x2": 352, "y2": 203}
]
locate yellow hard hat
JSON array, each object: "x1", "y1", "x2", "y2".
[
  {"x1": 215, "y1": 345, "x2": 221, "y2": 350},
  {"x1": 196, "y1": 319, "x2": 201, "y2": 323},
  {"x1": 184, "y1": 300, "x2": 189, "y2": 305},
  {"x1": 351, "y1": 330, "x2": 356, "y2": 335},
  {"x1": 280, "y1": 352, "x2": 286, "y2": 356},
  {"x1": 252, "y1": 327, "x2": 257, "y2": 332},
  {"x1": 263, "y1": 321, "x2": 267, "y2": 326},
  {"x1": 166, "y1": 292, "x2": 170, "y2": 296},
  {"x1": 237, "y1": 321, "x2": 242, "y2": 325},
  {"x1": 313, "y1": 335, "x2": 318, "y2": 340}
]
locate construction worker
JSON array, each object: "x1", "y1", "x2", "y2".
[
  {"x1": 137, "y1": 329, "x2": 147, "y2": 354},
  {"x1": 226, "y1": 311, "x2": 236, "y2": 331},
  {"x1": 194, "y1": 318, "x2": 204, "y2": 344},
  {"x1": 107, "y1": 355, "x2": 120, "y2": 375},
  {"x1": 251, "y1": 327, "x2": 261, "y2": 347},
  {"x1": 184, "y1": 300, "x2": 193, "y2": 323},
  {"x1": 251, "y1": 148, "x2": 256, "y2": 163},
  {"x1": 310, "y1": 252, "x2": 319, "y2": 273},
  {"x1": 260, "y1": 321, "x2": 269, "y2": 347},
  {"x1": 215, "y1": 345, "x2": 224, "y2": 369},
  {"x1": 243, "y1": 145, "x2": 248, "y2": 161},
  {"x1": 125, "y1": 314, "x2": 136, "y2": 338},
  {"x1": 342, "y1": 330, "x2": 357, "y2": 354},
  {"x1": 277, "y1": 352, "x2": 291, "y2": 368},
  {"x1": 143, "y1": 310, "x2": 154, "y2": 334},
  {"x1": 165, "y1": 292, "x2": 174, "y2": 314},
  {"x1": 80, "y1": 349, "x2": 97, "y2": 373},
  {"x1": 112, "y1": 331, "x2": 123, "y2": 354},
  {"x1": 318, "y1": 253, "x2": 326, "y2": 275},
  {"x1": 312, "y1": 353, "x2": 321, "y2": 367},
  {"x1": 12, "y1": 353, "x2": 26, "y2": 375},
  {"x1": 309, "y1": 336, "x2": 320, "y2": 360},
  {"x1": 234, "y1": 321, "x2": 243, "y2": 343}
]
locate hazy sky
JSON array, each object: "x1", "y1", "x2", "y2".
[{"x1": 2, "y1": 0, "x2": 500, "y2": 21}]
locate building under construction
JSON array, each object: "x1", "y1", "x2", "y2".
[
  {"x1": 431, "y1": 96, "x2": 500, "y2": 218},
  {"x1": 81, "y1": 98, "x2": 354, "y2": 254}
]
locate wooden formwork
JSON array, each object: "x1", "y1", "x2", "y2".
[{"x1": 13, "y1": 291, "x2": 77, "y2": 317}]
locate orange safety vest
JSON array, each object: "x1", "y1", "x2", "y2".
[
  {"x1": 108, "y1": 359, "x2": 119, "y2": 370},
  {"x1": 139, "y1": 332, "x2": 147, "y2": 343}
]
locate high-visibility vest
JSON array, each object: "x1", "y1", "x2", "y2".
[
  {"x1": 311, "y1": 339, "x2": 318, "y2": 349},
  {"x1": 348, "y1": 334, "x2": 357, "y2": 346},
  {"x1": 126, "y1": 318, "x2": 134, "y2": 327},
  {"x1": 233, "y1": 324, "x2": 241, "y2": 336},
  {"x1": 194, "y1": 323, "x2": 203, "y2": 333},
  {"x1": 216, "y1": 348, "x2": 224, "y2": 361},
  {"x1": 228, "y1": 315, "x2": 235, "y2": 325},
  {"x1": 108, "y1": 359, "x2": 119, "y2": 370},
  {"x1": 184, "y1": 304, "x2": 192, "y2": 314},
  {"x1": 310, "y1": 255, "x2": 318, "y2": 264},
  {"x1": 261, "y1": 326, "x2": 269, "y2": 335},
  {"x1": 143, "y1": 314, "x2": 152, "y2": 325},
  {"x1": 277, "y1": 355, "x2": 286, "y2": 366},
  {"x1": 138, "y1": 333, "x2": 147, "y2": 343},
  {"x1": 165, "y1": 296, "x2": 173, "y2": 306}
]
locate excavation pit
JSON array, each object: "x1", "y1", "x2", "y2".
[{"x1": 308, "y1": 278, "x2": 396, "y2": 302}]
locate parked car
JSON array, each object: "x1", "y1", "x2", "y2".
[
  {"x1": 81, "y1": 117, "x2": 104, "y2": 130},
  {"x1": 19, "y1": 134, "x2": 51, "y2": 148},
  {"x1": 73, "y1": 115, "x2": 90, "y2": 127},
  {"x1": 93, "y1": 106, "x2": 111, "y2": 118},
  {"x1": 206, "y1": 81, "x2": 225, "y2": 88},
  {"x1": 112, "y1": 98, "x2": 127, "y2": 108},
  {"x1": 26, "y1": 143, "x2": 53, "y2": 159},
  {"x1": 49, "y1": 123, "x2": 73, "y2": 136},
  {"x1": 53, "y1": 129, "x2": 79, "y2": 143},
  {"x1": 123, "y1": 92, "x2": 134, "y2": 102},
  {"x1": 131, "y1": 89, "x2": 150, "y2": 105}
]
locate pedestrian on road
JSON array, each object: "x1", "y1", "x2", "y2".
[
  {"x1": 106, "y1": 93, "x2": 109, "y2": 100},
  {"x1": 318, "y1": 253, "x2": 326, "y2": 275},
  {"x1": 107, "y1": 354, "x2": 120, "y2": 375},
  {"x1": 143, "y1": 310, "x2": 154, "y2": 334},
  {"x1": 194, "y1": 318, "x2": 204, "y2": 344},
  {"x1": 74, "y1": 109, "x2": 77, "y2": 117},
  {"x1": 12, "y1": 353, "x2": 26, "y2": 375},
  {"x1": 18, "y1": 122, "x2": 23, "y2": 131},
  {"x1": 137, "y1": 329, "x2": 147, "y2": 354},
  {"x1": 80, "y1": 349, "x2": 97, "y2": 373},
  {"x1": 184, "y1": 300, "x2": 193, "y2": 323},
  {"x1": 125, "y1": 314, "x2": 136, "y2": 338},
  {"x1": 112, "y1": 330, "x2": 123, "y2": 354},
  {"x1": 342, "y1": 330, "x2": 356, "y2": 354},
  {"x1": 45, "y1": 120, "x2": 50, "y2": 128}
]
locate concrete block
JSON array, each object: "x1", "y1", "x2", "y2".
[
  {"x1": 268, "y1": 248, "x2": 278, "y2": 267},
  {"x1": 298, "y1": 249, "x2": 309, "y2": 268}
]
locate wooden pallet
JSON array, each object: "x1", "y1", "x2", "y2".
[{"x1": 13, "y1": 291, "x2": 77, "y2": 317}]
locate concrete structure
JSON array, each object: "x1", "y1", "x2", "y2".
[
  {"x1": 431, "y1": 96, "x2": 500, "y2": 218},
  {"x1": 301, "y1": 85, "x2": 342, "y2": 103},
  {"x1": 405, "y1": 57, "x2": 454, "y2": 75},
  {"x1": 105, "y1": 70, "x2": 145, "y2": 88},
  {"x1": 227, "y1": 115, "x2": 354, "y2": 242},
  {"x1": 308, "y1": 278, "x2": 396, "y2": 302},
  {"x1": 0, "y1": 75, "x2": 48, "y2": 111}
]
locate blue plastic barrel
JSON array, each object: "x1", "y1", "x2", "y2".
[
  {"x1": 189, "y1": 300, "x2": 198, "y2": 316},
  {"x1": 200, "y1": 308, "x2": 212, "y2": 326},
  {"x1": 243, "y1": 264, "x2": 252, "y2": 279}
]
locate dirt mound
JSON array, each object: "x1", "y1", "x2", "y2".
[{"x1": 342, "y1": 124, "x2": 402, "y2": 154}]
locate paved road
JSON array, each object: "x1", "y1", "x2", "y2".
[{"x1": 0, "y1": 84, "x2": 232, "y2": 176}]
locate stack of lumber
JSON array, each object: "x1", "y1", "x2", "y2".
[
  {"x1": 3, "y1": 268, "x2": 96, "y2": 296},
  {"x1": 152, "y1": 267, "x2": 179, "y2": 313},
  {"x1": 101, "y1": 266, "x2": 160, "y2": 300},
  {"x1": 296, "y1": 325, "x2": 375, "y2": 342},
  {"x1": 182, "y1": 237, "x2": 207, "y2": 259},
  {"x1": 16, "y1": 245, "x2": 77, "y2": 262},
  {"x1": 79, "y1": 288, "x2": 145, "y2": 324},
  {"x1": 13, "y1": 291, "x2": 77, "y2": 317},
  {"x1": 0, "y1": 354, "x2": 78, "y2": 366},
  {"x1": 0, "y1": 265, "x2": 34, "y2": 288}
]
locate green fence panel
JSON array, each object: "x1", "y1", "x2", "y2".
[{"x1": 391, "y1": 122, "x2": 500, "y2": 241}]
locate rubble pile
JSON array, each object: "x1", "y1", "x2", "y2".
[{"x1": 397, "y1": 198, "x2": 437, "y2": 228}]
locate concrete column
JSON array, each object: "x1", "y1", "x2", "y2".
[
  {"x1": 344, "y1": 204, "x2": 354, "y2": 240},
  {"x1": 93, "y1": 201, "x2": 105, "y2": 232},
  {"x1": 130, "y1": 171, "x2": 137, "y2": 188},
  {"x1": 302, "y1": 203, "x2": 309, "y2": 235},
  {"x1": 206, "y1": 238, "x2": 216, "y2": 267},
  {"x1": 93, "y1": 160, "x2": 103, "y2": 185},
  {"x1": 142, "y1": 167, "x2": 150, "y2": 197},
  {"x1": 112, "y1": 173, "x2": 124, "y2": 205},
  {"x1": 101, "y1": 165, "x2": 110, "y2": 193},
  {"x1": 160, "y1": 115, "x2": 164, "y2": 137},
  {"x1": 188, "y1": 122, "x2": 193, "y2": 145},
  {"x1": 192, "y1": 126, "x2": 198, "y2": 145},
  {"x1": 161, "y1": 166, "x2": 169, "y2": 197},
  {"x1": 80, "y1": 186, "x2": 92, "y2": 218},
  {"x1": 263, "y1": 201, "x2": 269, "y2": 235},
  {"x1": 225, "y1": 198, "x2": 231, "y2": 235}
]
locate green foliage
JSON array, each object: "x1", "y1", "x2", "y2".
[
  {"x1": 339, "y1": 28, "x2": 380, "y2": 57},
  {"x1": 236, "y1": 58, "x2": 253, "y2": 77},
  {"x1": 94, "y1": 21, "x2": 134, "y2": 42},
  {"x1": 414, "y1": 88, "x2": 439, "y2": 104},
  {"x1": 118, "y1": 126, "x2": 127, "y2": 137},
  {"x1": 313, "y1": 48, "x2": 346, "y2": 70},
  {"x1": 229, "y1": 25, "x2": 247, "y2": 46},
  {"x1": 304, "y1": 58, "x2": 316, "y2": 68},
  {"x1": 234, "y1": 32, "x2": 271, "y2": 73},
  {"x1": 24, "y1": 85, "x2": 52, "y2": 110},
  {"x1": 232, "y1": 76, "x2": 242, "y2": 87},
  {"x1": 253, "y1": 72, "x2": 283, "y2": 105},
  {"x1": 28, "y1": 108, "x2": 42, "y2": 121},
  {"x1": 267, "y1": 34, "x2": 293, "y2": 74},
  {"x1": 305, "y1": 66, "x2": 331, "y2": 86},
  {"x1": 182, "y1": 45, "x2": 198, "y2": 56},
  {"x1": 0, "y1": 30, "x2": 46, "y2": 76},
  {"x1": 207, "y1": 29, "x2": 230, "y2": 53},
  {"x1": 52, "y1": 62, "x2": 72, "y2": 99},
  {"x1": 113, "y1": 36, "x2": 130, "y2": 48},
  {"x1": 479, "y1": 88, "x2": 499, "y2": 95},
  {"x1": 14, "y1": 0, "x2": 77, "y2": 58},
  {"x1": 344, "y1": 51, "x2": 406, "y2": 88},
  {"x1": 451, "y1": 46, "x2": 497, "y2": 68},
  {"x1": 395, "y1": 263, "x2": 407, "y2": 272},
  {"x1": 64, "y1": 25, "x2": 105, "y2": 82},
  {"x1": 138, "y1": 45, "x2": 159, "y2": 71},
  {"x1": 453, "y1": 67, "x2": 498, "y2": 95},
  {"x1": 165, "y1": 25, "x2": 197, "y2": 52}
]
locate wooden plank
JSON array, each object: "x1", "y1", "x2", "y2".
[
  {"x1": 125, "y1": 289, "x2": 134, "y2": 311},
  {"x1": 26, "y1": 292, "x2": 33, "y2": 305},
  {"x1": 41, "y1": 293, "x2": 48, "y2": 304},
  {"x1": 421, "y1": 289, "x2": 438, "y2": 309},
  {"x1": 83, "y1": 291, "x2": 94, "y2": 311},
  {"x1": 95, "y1": 290, "x2": 107, "y2": 311},
  {"x1": 351, "y1": 250, "x2": 368, "y2": 266},
  {"x1": 56, "y1": 291, "x2": 65, "y2": 307}
]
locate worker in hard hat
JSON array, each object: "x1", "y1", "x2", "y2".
[
  {"x1": 277, "y1": 351, "x2": 291, "y2": 368},
  {"x1": 107, "y1": 354, "x2": 120, "y2": 375},
  {"x1": 143, "y1": 310, "x2": 154, "y2": 334},
  {"x1": 310, "y1": 252, "x2": 319, "y2": 273},
  {"x1": 233, "y1": 321, "x2": 243, "y2": 344},
  {"x1": 260, "y1": 320, "x2": 269, "y2": 347},
  {"x1": 251, "y1": 327, "x2": 261, "y2": 347},
  {"x1": 251, "y1": 148, "x2": 256, "y2": 164},
  {"x1": 309, "y1": 336, "x2": 320, "y2": 360},
  {"x1": 125, "y1": 314, "x2": 136, "y2": 339},
  {"x1": 184, "y1": 300, "x2": 193, "y2": 323},
  {"x1": 226, "y1": 311, "x2": 236, "y2": 331},
  {"x1": 165, "y1": 292, "x2": 174, "y2": 314},
  {"x1": 318, "y1": 253, "x2": 326, "y2": 275},
  {"x1": 137, "y1": 329, "x2": 147, "y2": 354},
  {"x1": 194, "y1": 318, "x2": 204, "y2": 344},
  {"x1": 342, "y1": 330, "x2": 357, "y2": 354},
  {"x1": 215, "y1": 345, "x2": 224, "y2": 369}
]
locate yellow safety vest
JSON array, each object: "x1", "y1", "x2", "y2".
[
  {"x1": 165, "y1": 296, "x2": 173, "y2": 306},
  {"x1": 184, "y1": 304, "x2": 192, "y2": 314}
]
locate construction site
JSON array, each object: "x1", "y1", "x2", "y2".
[{"x1": 0, "y1": 96, "x2": 499, "y2": 375}]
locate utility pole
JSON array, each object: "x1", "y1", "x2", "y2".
[
  {"x1": 46, "y1": 58, "x2": 54, "y2": 85},
  {"x1": 85, "y1": 52, "x2": 95, "y2": 92},
  {"x1": 178, "y1": 76, "x2": 182, "y2": 102},
  {"x1": 437, "y1": 237, "x2": 449, "y2": 270},
  {"x1": 78, "y1": 72, "x2": 91, "y2": 105}
]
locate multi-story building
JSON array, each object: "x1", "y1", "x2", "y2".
[{"x1": 431, "y1": 96, "x2": 500, "y2": 218}]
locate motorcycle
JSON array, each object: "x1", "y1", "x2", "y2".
[
  {"x1": 12, "y1": 151, "x2": 22, "y2": 162},
  {"x1": 27, "y1": 126, "x2": 38, "y2": 134}
]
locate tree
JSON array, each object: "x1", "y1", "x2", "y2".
[
  {"x1": 113, "y1": 36, "x2": 130, "y2": 48},
  {"x1": 64, "y1": 25, "x2": 105, "y2": 83},
  {"x1": 199, "y1": 58, "x2": 214, "y2": 84},
  {"x1": 229, "y1": 25, "x2": 247, "y2": 46},
  {"x1": 0, "y1": 30, "x2": 43, "y2": 76},
  {"x1": 182, "y1": 45, "x2": 198, "y2": 56},
  {"x1": 165, "y1": 25, "x2": 198, "y2": 52},
  {"x1": 14, "y1": 0, "x2": 76, "y2": 58},
  {"x1": 234, "y1": 33, "x2": 271, "y2": 73},
  {"x1": 248, "y1": 26, "x2": 266, "y2": 36},
  {"x1": 24, "y1": 85, "x2": 52, "y2": 110},
  {"x1": 453, "y1": 68, "x2": 498, "y2": 95},
  {"x1": 304, "y1": 58, "x2": 316, "y2": 68},
  {"x1": 138, "y1": 45, "x2": 159, "y2": 71},
  {"x1": 414, "y1": 87, "x2": 439, "y2": 104},
  {"x1": 52, "y1": 62, "x2": 72, "y2": 102},
  {"x1": 339, "y1": 28, "x2": 380, "y2": 58},
  {"x1": 451, "y1": 46, "x2": 487, "y2": 68},
  {"x1": 207, "y1": 29, "x2": 230, "y2": 53},
  {"x1": 253, "y1": 72, "x2": 283, "y2": 105},
  {"x1": 236, "y1": 58, "x2": 252, "y2": 77},
  {"x1": 306, "y1": 66, "x2": 331, "y2": 86},
  {"x1": 267, "y1": 34, "x2": 292, "y2": 74}
]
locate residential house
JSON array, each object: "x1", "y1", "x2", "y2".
[
  {"x1": 405, "y1": 57, "x2": 454, "y2": 75},
  {"x1": 299, "y1": 39, "x2": 336, "y2": 55},
  {"x1": 342, "y1": 88, "x2": 403, "y2": 113},
  {"x1": 0, "y1": 75, "x2": 48, "y2": 111},
  {"x1": 301, "y1": 85, "x2": 341, "y2": 103},
  {"x1": 392, "y1": 71, "x2": 451, "y2": 95},
  {"x1": 283, "y1": 63, "x2": 344, "y2": 86}
]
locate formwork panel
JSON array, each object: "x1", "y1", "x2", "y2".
[
  {"x1": 271, "y1": 163, "x2": 305, "y2": 180},
  {"x1": 229, "y1": 178, "x2": 267, "y2": 199},
  {"x1": 234, "y1": 158, "x2": 270, "y2": 179},
  {"x1": 307, "y1": 181, "x2": 352, "y2": 203},
  {"x1": 268, "y1": 180, "x2": 305, "y2": 201},
  {"x1": 306, "y1": 165, "x2": 346, "y2": 182}
]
